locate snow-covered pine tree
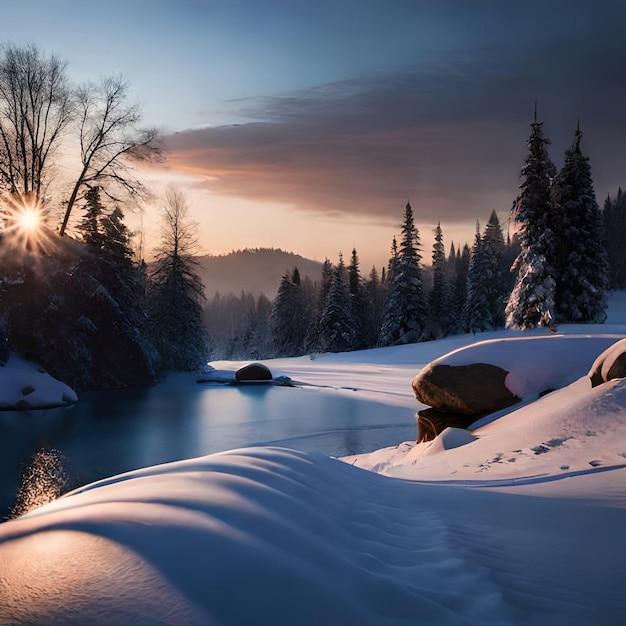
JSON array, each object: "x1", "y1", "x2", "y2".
[
  {"x1": 100, "y1": 206, "x2": 133, "y2": 263},
  {"x1": 464, "y1": 222, "x2": 492, "y2": 333},
  {"x1": 317, "y1": 253, "x2": 356, "y2": 352},
  {"x1": 305, "y1": 258, "x2": 333, "y2": 351},
  {"x1": 268, "y1": 268, "x2": 306, "y2": 356},
  {"x1": 506, "y1": 112, "x2": 557, "y2": 330},
  {"x1": 552, "y1": 124, "x2": 608, "y2": 322},
  {"x1": 482, "y1": 210, "x2": 507, "y2": 327},
  {"x1": 379, "y1": 202, "x2": 427, "y2": 345}
]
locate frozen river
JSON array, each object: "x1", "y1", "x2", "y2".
[{"x1": 0, "y1": 373, "x2": 416, "y2": 519}]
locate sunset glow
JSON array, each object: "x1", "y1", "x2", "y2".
[
  {"x1": 15, "y1": 207, "x2": 42, "y2": 233},
  {"x1": 4, "y1": 1, "x2": 626, "y2": 269}
]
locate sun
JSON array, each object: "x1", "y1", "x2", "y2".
[
  {"x1": 15, "y1": 207, "x2": 42, "y2": 233},
  {"x1": 2, "y1": 194, "x2": 51, "y2": 254}
]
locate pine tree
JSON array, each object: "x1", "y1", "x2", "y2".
[
  {"x1": 268, "y1": 268, "x2": 306, "y2": 356},
  {"x1": 379, "y1": 202, "x2": 427, "y2": 345},
  {"x1": 317, "y1": 253, "x2": 356, "y2": 352},
  {"x1": 387, "y1": 236, "x2": 400, "y2": 284},
  {"x1": 506, "y1": 112, "x2": 557, "y2": 329},
  {"x1": 553, "y1": 125, "x2": 608, "y2": 322},
  {"x1": 482, "y1": 210, "x2": 506, "y2": 327},
  {"x1": 453, "y1": 243, "x2": 470, "y2": 329},
  {"x1": 604, "y1": 189, "x2": 626, "y2": 288},
  {"x1": 347, "y1": 248, "x2": 369, "y2": 349},
  {"x1": 464, "y1": 222, "x2": 492, "y2": 332},
  {"x1": 363, "y1": 266, "x2": 384, "y2": 348},
  {"x1": 305, "y1": 258, "x2": 333, "y2": 351},
  {"x1": 100, "y1": 205, "x2": 133, "y2": 263},
  {"x1": 428, "y1": 222, "x2": 452, "y2": 337},
  {"x1": 78, "y1": 186, "x2": 105, "y2": 248}
]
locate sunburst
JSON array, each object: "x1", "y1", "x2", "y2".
[
  {"x1": 1, "y1": 193, "x2": 52, "y2": 254},
  {"x1": 15, "y1": 206, "x2": 42, "y2": 233}
]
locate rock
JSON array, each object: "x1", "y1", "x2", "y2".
[
  {"x1": 20, "y1": 385, "x2": 36, "y2": 397},
  {"x1": 235, "y1": 362, "x2": 273, "y2": 382},
  {"x1": 416, "y1": 408, "x2": 479, "y2": 443},
  {"x1": 588, "y1": 339, "x2": 626, "y2": 387},
  {"x1": 412, "y1": 362, "x2": 520, "y2": 416}
]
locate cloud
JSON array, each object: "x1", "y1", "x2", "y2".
[{"x1": 162, "y1": 13, "x2": 626, "y2": 228}]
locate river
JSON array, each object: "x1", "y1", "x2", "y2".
[{"x1": 0, "y1": 373, "x2": 416, "y2": 519}]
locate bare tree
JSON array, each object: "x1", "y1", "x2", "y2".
[
  {"x1": 155, "y1": 186, "x2": 199, "y2": 259},
  {"x1": 59, "y1": 75, "x2": 161, "y2": 236},
  {"x1": 149, "y1": 186, "x2": 208, "y2": 370},
  {"x1": 0, "y1": 43, "x2": 73, "y2": 207}
]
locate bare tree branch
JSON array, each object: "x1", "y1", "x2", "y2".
[
  {"x1": 59, "y1": 75, "x2": 162, "y2": 236},
  {"x1": 0, "y1": 44, "x2": 73, "y2": 209}
]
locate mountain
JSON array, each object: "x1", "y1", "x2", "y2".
[{"x1": 196, "y1": 248, "x2": 324, "y2": 299}]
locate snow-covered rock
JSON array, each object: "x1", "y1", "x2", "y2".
[
  {"x1": 588, "y1": 338, "x2": 626, "y2": 387},
  {"x1": 428, "y1": 335, "x2": 620, "y2": 399},
  {"x1": 412, "y1": 361, "x2": 519, "y2": 415},
  {"x1": 0, "y1": 354, "x2": 77, "y2": 409},
  {"x1": 235, "y1": 361, "x2": 273, "y2": 381}
]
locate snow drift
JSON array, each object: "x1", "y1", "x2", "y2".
[{"x1": 1, "y1": 446, "x2": 625, "y2": 625}]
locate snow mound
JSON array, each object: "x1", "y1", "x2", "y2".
[
  {"x1": 0, "y1": 353, "x2": 77, "y2": 409},
  {"x1": 1, "y1": 446, "x2": 626, "y2": 624},
  {"x1": 356, "y1": 376, "x2": 626, "y2": 507},
  {"x1": 421, "y1": 427, "x2": 478, "y2": 457},
  {"x1": 433, "y1": 335, "x2": 620, "y2": 398}
]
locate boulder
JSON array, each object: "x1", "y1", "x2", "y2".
[
  {"x1": 416, "y1": 408, "x2": 479, "y2": 443},
  {"x1": 235, "y1": 362, "x2": 273, "y2": 382},
  {"x1": 588, "y1": 339, "x2": 626, "y2": 387},
  {"x1": 412, "y1": 362, "x2": 519, "y2": 416}
]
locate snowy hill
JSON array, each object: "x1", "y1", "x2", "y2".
[{"x1": 1, "y1": 294, "x2": 626, "y2": 624}]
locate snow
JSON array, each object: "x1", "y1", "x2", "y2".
[
  {"x1": 0, "y1": 353, "x2": 77, "y2": 409},
  {"x1": 1, "y1": 295, "x2": 626, "y2": 623},
  {"x1": 429, "y1": 334, "x2": 620, "y2": 398}
]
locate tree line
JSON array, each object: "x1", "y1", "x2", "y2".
[{"x1": 211, "y1": 113, "x2": 616, "y2": 358}]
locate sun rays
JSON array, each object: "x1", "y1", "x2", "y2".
[
  {"x1": 1, "y1": 193, "x2": 54, "y2": 255},
  {"x1": 15, "y1": 206, "x2": 43, "y2": 233}
]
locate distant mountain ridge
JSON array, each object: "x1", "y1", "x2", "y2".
[{"x1": 196, "y1": 248, "x2": 324, "y2": 299}]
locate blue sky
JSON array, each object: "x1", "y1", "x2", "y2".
[{"x1": 4, "y1": 1, "x2": 626, "y2": 268}]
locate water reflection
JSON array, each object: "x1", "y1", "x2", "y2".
[{"x1": 0, "y1": 376, "x2": 416, "y2": 519}]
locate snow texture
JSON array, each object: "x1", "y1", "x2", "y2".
[{"x1": 2, "y1": 294, "x2": 626, "y2": 624}]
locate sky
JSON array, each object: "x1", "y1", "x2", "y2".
[{"x1": 4, "y1": 0, "x2": 626, "y2": 271}]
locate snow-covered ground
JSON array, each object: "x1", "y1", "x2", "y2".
[
  {"x1": 0, "y1": 353, "x2": 77, "y2": 409},
  {"x1": 1, "y1": 295, "x2": 626, "y2": 624}
]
